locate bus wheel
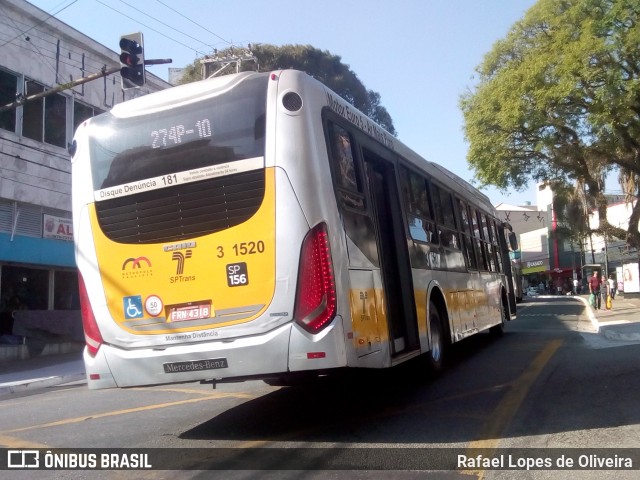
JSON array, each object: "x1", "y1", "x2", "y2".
[
  {"x1": 490, "y1": 298, "x2": 508, "y2": 337},
  {"x1": 426, "y1": 301, "x2": 445, "y2": 375}
]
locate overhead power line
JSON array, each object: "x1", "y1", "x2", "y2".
[
  {"x1": 117, "y1": 0, "x2": 223, "y2": 52},
  {"x1": 153, "y1": 0, "x2": 231, "y2": 46},
  {"x1": 0, "y1": 0, "x2": 79, "y2": 47},
  {"x1": 94, "y1": 0, "x2": 208, "y2": 56}
]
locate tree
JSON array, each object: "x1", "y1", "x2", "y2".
[
  {"x1": 460, "y1": 0, "x2": 640, "y2": 247},
  {"x1": 179, "y1": 44, "x2": 396, "y2": 136}
]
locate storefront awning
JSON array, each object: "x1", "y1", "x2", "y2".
[{"x1": 523, "y1": 265, "x2": 547, "y2": 274}]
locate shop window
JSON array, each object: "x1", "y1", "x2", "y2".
[
  {"x1": 54, "y1": 271, "x2": 79, "y2": 310},
  {"x1": 1, "y1": 265, "x2": 48, "y2": 311}
]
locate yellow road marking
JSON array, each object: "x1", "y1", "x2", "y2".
[
  {"x1": 0, "y1": 434, "x2": 50, "y2": 448},
  {"x1": 131, "y1": 386, "x2": 231, "y2": 395},
  {"x1": 461, "y1": 338, "x2": 563, "y2": 478},
  {"x1": 1, "y1": 391, "x2": 255, "y2": 436}
]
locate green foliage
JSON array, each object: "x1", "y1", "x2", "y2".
[
  {"x1": 178, "y1": 44, "x2": 396, "y2": 136},
  {"x1": 461, "y1": 0, "x2": 640, "y2": 247}
]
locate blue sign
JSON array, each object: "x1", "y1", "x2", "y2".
[{"x1": 124, "y1": 295, "x2": 143, "y2": 319}]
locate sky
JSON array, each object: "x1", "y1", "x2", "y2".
[{"x1": 27, "y1": 0, "x2": 542, "y2": 207}]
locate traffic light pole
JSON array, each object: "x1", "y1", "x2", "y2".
[
  {"x1": 0, "y1": 59, "x2": 171, "y2": 113},
  {"x1": 0, "y1": 65, "x2": 118, "y2": 113}
]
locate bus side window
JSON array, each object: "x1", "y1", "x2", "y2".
[
  {"x1": 332, "y1": 124, "x2": 359, "y2": 191},
  {"x1": 472, "y1": 208, "x2": 489, "y2": 271},
  {"x1": 430, "y1": 184, "x2": 444, "y2": 226},
  {"x1": 438, "y1": 188, "x2": 457, "y2": 230},
  {"x1": 458, "y1": 199, "x2": 478, "y2": 269},
  {"x1": 480, "y1": 214, "x2": 499, "y2": 272},
  {"x1": 400, "y1": 166, "x2": 438, "y2": 245},
  {"x1": 329, "y1": 123, "x2": 365, "y2": 211},
  {"x1": 437, "y1": 188, "x2": 460, "y2": 250},
  {"x1": 489, "y1": 218, "x2": 503, "y2": 272},
  {"x1": 431, "y1": 184, "x2": 460, "y2": 250},
  {"x1": 410, "y1": 172, "x2": 431, "y2": 220}
]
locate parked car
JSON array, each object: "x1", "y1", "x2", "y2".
[{"x1": 526, "y1": 286, "x2": 539, "y2": 297}]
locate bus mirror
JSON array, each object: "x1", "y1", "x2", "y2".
[{"x1": 508, "y1": 231, "x2": 519, "y2": 251}]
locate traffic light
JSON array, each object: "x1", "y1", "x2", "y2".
[{"x1": 119, "y1": 32, "x2": 145, "y2": 89}]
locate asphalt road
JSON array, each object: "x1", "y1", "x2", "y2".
[{"x1": 1, "y1": 296, "x2": 639, "y2": 479}]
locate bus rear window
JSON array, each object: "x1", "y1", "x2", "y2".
[{"x1": 88, "y1": 75, "x2": 268, "y2": 191}]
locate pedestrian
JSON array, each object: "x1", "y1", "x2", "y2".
[
  {"x1": 601, "y1": 274, "x2": 609, "y2": 309},
  {"x1": 608, "y1": 275, "x2": 616, "y2": 300},
  {"x1": 588, "y1": 271, "x2": 602, "y2": 309},
  {"x1": 573, "y1": 278, "x2": 579, "y2": 295}
]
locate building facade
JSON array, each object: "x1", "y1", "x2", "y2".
[
  {"x1": 496, "y1": 184, "x2": 554, "y2": 295},
  {"x1": 587, "y1": 201, "x2": 640, "y2": 294},
  {"x1": 0, "y1": 0, "x2": 171, "y2": 339},
  {"x1": 496, "y1": 183, "x2": 638, "y2": 296},
  {"x1": 496, "y1": 183, "x2": 582, "y2": 295}
]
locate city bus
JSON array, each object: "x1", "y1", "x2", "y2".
[{"x1": 71, "y1": 69, "x2": 518, "y2": 389}]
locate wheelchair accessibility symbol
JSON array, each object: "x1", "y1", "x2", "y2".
[{"x1": 124, "y1": 295, "x2": 144, "y2": 319}]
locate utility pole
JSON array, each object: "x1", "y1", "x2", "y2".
[
  {"x1": 604, "y1": 232, "x2": 609, "y2": 278},
  {"x1": 200, "y1": 45, "x2": 257, "y2": 79}
]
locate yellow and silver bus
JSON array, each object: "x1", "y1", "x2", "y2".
[{"x1": 72, "y1": 70, "x2": 518, "y2": 389}]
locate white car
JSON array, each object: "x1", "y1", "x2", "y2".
[{"x1": 526, "y1": 286, "x2": 539, "y2": 297}]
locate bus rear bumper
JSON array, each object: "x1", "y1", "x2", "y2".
[
  {"x1": 85, "y1": 322, "x2": 292, "y2": 389},
  {"x1": 84, "y1": 319, "x2": 346, "y2": 389}
]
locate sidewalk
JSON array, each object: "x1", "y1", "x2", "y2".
[
  {"x1": 575, "y1": 293, "x2": 640, "y2": 341},
  {"x1": 0, "y1": 350, "x2": 85, "y2": 398},
  {"x1": 1, "y1": 295, "x2": 640, "y2": 398}
]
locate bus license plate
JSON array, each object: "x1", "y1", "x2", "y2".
[{"x1": 168, "y1": 302, "x2": 211, "y2": 322}]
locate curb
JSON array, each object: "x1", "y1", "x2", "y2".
[
  {"x1": 0, "y1": 372, "x2": 86, "y2": 398},
  {"x1": 572, "y1": 295, "x2": 599, "y2": 331},
  {"x1": 571, "y1": 295, "x2": 640, "y2": 341}
]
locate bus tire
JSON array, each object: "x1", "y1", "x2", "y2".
[
  {"x1": 426, "y1": 301, "x2": 446, "y2": 375},
  {"x1": 490, "y1": 296, "x2": 508, "y2": 337}
]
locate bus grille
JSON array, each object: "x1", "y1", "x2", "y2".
[{"x1": 94, "y1": 170, "x2": 265, "y2": 244}]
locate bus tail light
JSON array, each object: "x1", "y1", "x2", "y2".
[
  {"x1": 294, "y1": 223, "x2": 337, "y2": 333},
  {"x1": 78, "y1": 272, "x2": 103, "y2": 357}
]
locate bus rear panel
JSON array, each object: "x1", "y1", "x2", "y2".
[{"x1": 73, "y1": 72, "x2": 346, "y2": 389}]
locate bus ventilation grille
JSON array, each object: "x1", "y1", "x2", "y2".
[{"x1": 94, "y1": 169, "x2": 265, "y2": 244}]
